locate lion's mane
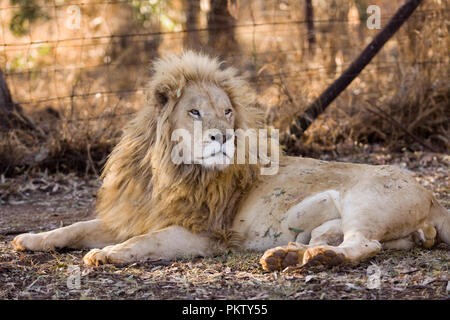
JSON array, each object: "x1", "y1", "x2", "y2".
[{"x1": 96, "y1": 51, "x2": 263, "y2": 245}]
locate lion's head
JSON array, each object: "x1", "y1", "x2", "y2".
[
  {"x1": 96, "y1": 51, "x2": 263, "y2": 243},
  {"x1": 169, "y1": 81, "x2": 236, "y2": 171}
]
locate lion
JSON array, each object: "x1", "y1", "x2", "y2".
[{"x1": 12, "y1": 51, "x2": 450, "y2": 271}]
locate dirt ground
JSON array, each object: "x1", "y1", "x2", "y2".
[{"x1": 0, "y1": 148, "x2": 448, "y2": 300}]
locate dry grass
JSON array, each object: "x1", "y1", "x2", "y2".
[{"x1": 0, "y1": 244, "x2": 448, "y2": 300}]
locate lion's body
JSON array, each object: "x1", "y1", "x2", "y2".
[
  {"x1": 234, "y1": 156, "x2": 441, "y2": 250},
  {"x1": 12, "y1": 51, "x2": 449, "y2": 270}
]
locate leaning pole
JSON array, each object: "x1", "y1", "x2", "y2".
[{"x1": 289, "y1": 0, "x2": 424, "y2": 139}]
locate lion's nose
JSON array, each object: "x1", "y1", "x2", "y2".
[
  {"x1": 209, "y1": 133, "x2": 232, "y2": 144},
  {"x1": 209, "y1": 133, "x2": 225, "y2": 143}
]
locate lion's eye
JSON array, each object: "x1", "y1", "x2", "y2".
[
  {"x1": 225, "y1": 109, "x2": 232, "y2": 116},
  {"x1": 189, "y1": 109, "x2": 200, "y2": 117}
]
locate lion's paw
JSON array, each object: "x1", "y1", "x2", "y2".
[
  {"x1": 260, "y1": 243, "x2": 305, "y2": 271},
  {"x1": 83, "y1": 248, "x2": 110, "y2": 266},
  {"x1": 11, "y1": 235, "x2": 27, "y2": 251},
  {"x1": 12, "y1": 233, "x2": 50, "y2": 252},
  {"x1": 302, "y1": 246, "x2": 345, "y2": 267}
]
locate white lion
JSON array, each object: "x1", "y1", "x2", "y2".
[{"x1": 12, "y1": 51, "x2": 449, "y2": 271}]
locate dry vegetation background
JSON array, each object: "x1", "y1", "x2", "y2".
[
  {"x1": 0, "y1": 0, "x2": 448, "y2": 300},
  {"x1": 0, "y1": 0, "x2": 448, "y2": 174}
]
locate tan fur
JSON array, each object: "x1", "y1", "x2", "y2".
[{"x1": 96, "y1": 51, "x2": 261, "y2": 242}]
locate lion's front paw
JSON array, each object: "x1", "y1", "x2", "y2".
[
  {"x1": 12, "y1": 233, "x2": 50, "y2": 252},
  {"x1": 83, "y1": 248, "x2": 110, "y2": 266},
  {"x1": 260, "y1": 242, "x2": 306, "y2": 271},
  {"x1": 11, "y1": 235, "x2": 27, "y2": 251},
  {"x1": 83, "y1": 246, "x2": 130, "y2": 266},
  {"x1": 302, "y1": 246, "x2": 345, "y2": 267}
]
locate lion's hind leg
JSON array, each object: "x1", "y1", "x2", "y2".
[
  {"x1": 299, "y1": 218, "x2": 438, "y2": 268},
  {"x1": 301, "y1": 183, "x2": 441, "y2": 267},
  {"x1": 12, "y1": 219, "x2": 117, "y2": 252}
]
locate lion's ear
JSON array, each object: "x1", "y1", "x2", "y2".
[{"x1": 155, "y1": 89, "x2": 169, "y2": 108}]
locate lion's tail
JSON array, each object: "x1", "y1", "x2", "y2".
[{"x1": 429, "y1": 198, "x2": 450, "y2": 245}]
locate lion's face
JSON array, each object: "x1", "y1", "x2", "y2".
[{"x1": 169, "y1": 82, "x2": 236, "y2": 170}]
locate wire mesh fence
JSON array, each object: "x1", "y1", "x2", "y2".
[{"x1": 0, "y1": 1, "x2": 447, "y2": 111}]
